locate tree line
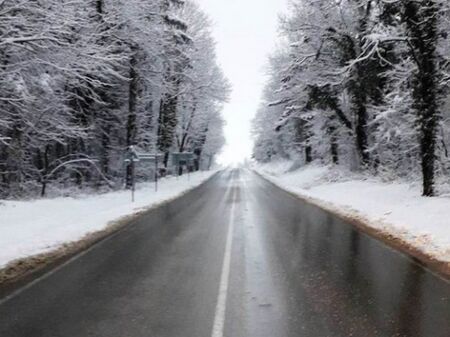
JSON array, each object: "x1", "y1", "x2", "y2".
[
  {"x1": 253, "y1": 0, "x2": 450, "y2": 196},
  {"x1": 0, "y1": 0, "x2": 229, "y2": 198}
]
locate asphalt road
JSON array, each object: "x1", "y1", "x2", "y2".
[{"x1": 1, "y1": 169, "x2": 449, "y2": 337}]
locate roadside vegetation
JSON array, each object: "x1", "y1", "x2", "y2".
[
  {"x1": 0, "y1": 0, "x2": 229, "y2": 199},
  {"x1": 253, "y1": 0, "x2": 450, "y2": 197}
]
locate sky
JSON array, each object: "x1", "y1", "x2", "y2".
[{"x1": 195, "y1": 0, "x2": 288, "y2": 165}]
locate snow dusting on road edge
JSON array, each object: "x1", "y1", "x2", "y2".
[
  {"x1": 0, "y1": 170, "x2": 219, "y2": 285},
  {"x1": 252, "y1": 162, "x2": 450, "y2": 278}
]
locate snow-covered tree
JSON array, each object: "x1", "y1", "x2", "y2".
[
  {"x1": 173, "y1": 1, "x2": 230, "y2": 169},
  {"x1": 0, "y1": 0, "x2": 229, "y2": 198},
  {"x1": 253, "y1": 0, "x2": 450, "y2": 196}
]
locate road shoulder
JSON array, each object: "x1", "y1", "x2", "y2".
[
  {"x1": 0, "y1": 171, "x2": 220, "y2": 298},
  {"x1": 252, "y1": 169, "x2": 450, "y2": 281}
]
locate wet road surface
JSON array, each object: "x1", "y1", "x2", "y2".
[{"x1": 1, "y1": 169, "x2": 449, "y2": 337}]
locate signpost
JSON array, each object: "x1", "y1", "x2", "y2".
[
  {"x1": 124, "y1": 146, "x2": 139, "y2": 202},
  {"x1": 137, "y1": 153, "x2": 165, "y2": 192},
  {"x1": 171, "y1": 152, "x2": 195, "y2": 178},
  {"x1": 124, "y1": 149, "x2": 196, "y2": 202},
  {"x1": 125, "y1": 146, "x2": 164, "y2": 202}
]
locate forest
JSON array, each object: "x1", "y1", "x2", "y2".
[
  {"x1": 0, "y1": 0, "x2": 229, "y2": 198},
  {"x1": 253, "y1": 0, "x2": 450, "y2": 197}
]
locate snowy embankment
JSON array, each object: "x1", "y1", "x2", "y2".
[
  {"x1": 0, "y1": 170, "x2": 218, "y2": 269},
  {"x1": 254, "y1": 161, "x2": 450, "y2": 264}
]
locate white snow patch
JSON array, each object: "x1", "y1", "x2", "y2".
[
  {"x1": 254, "y1": 161, "x2": 450, "y2": 263},
  {"x1": 0, "y1": 171, "x2": 218, "y2": 268}
]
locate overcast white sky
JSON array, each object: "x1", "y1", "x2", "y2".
[{"x1": 195, "y1": 0, "x2": 288, "y2": 165}]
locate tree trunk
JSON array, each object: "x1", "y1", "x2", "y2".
[
  {"x1": 353, "y1": 1, "x2": 372, "y2": 167},
  {"x1": 158, "y1": 92, "x2": 179, "y2": 167},
  {"x1": 40, "y1": 145, "x2": 50, "y2": 197},
  {"x1": 101, "y1": 127, "x2": 110, "y2": 177},
  {"x1": 330, "y1": 126, "x2": 339, "y2": 164},
  {"x1": 354, "y1": 92, "x2": 369, "y2": 165},
  {"x1": 96, "y1": 0, "x2": 103, "y2": 14},
  {"x1": 305, "y1": 144, "x2": 313, "y2": 164},
  {"x1": 126, "y1": 50, "x2": 138, "y2": 189},
  {"x1": 404, "y1": 1, "x2": 439, "y2": 196},
  {"x1": 334, "y1": 1, "x2": 373, "y2": 168}
]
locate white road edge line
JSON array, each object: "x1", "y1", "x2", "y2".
[
  {"x1": 0, "y1": 171, "x2": 227, "y2": 307},
  {"x1": 211, "y1": 183, "x2": 237, "y2": 337},
  {"x1": 0, "y1": 223, "x2": 132, "y2": 306}
]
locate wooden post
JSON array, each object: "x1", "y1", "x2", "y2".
[
  {"x1": 131, "y1": 160, "x2": 136, "y2": 202},
  {"x1": 155, "y1": 155, "x2": 158, "y2": 192}
]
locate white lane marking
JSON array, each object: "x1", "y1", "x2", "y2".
[
  {"x1": 0, "y1": 173, "x2": 230, "y2": 307},
  {"x1": 211, "y1": 186, "x2": 237, "y2": 337}
]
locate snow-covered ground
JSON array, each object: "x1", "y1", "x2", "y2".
[
  {"x1": 254, "y1": 161, "x2": 450, "y2": 263},
  {"x1": 0, "y1": 170, "x2": 218, "y2": 268}
]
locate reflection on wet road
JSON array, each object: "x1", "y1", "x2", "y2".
[
  {"x1": 0, "y1": 169, "x2": 449, "y2": 337},
  {"x1": 239, "y1": 170, "x2": 450, "y2": 337}
]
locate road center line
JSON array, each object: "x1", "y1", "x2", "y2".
[{"x1": 211, "y1": 185, "x2": 237, "y2": 337}]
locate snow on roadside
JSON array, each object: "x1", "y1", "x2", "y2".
[
  {"x1": 254, "y1": 161, "x2": 450, "y2": 263},
  {"x1": 0, "y1": 170, "x2": 218, "y2": 268}
]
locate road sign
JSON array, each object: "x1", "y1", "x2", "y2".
[
  {"x1": 171, "y1": 152, "x2": 195, "y2": 181},
  {"x1": 136, "y1": 153, "x2": 165, "y2": 163},
  {"x1": 124, "y1": 147, "x2": 165, "y2": 201},
  {"x1": 171, "y1": 152, "x2": 195, "y2": 167},
  {"x1": 124, "y1": 145, "x2": 140, "y2": 164}
]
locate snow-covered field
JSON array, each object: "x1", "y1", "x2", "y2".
[
  {"x1": 254, "y1": 161, "x2": 450, "y2": 263},
  {"x1": 0, "y1": 170, "x2": 218, "y2": 268}
]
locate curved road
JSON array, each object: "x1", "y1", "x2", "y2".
[{"x1": 1, "y1": 169, "x2": 449, "y2": 337}]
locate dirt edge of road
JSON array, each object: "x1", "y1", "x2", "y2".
[
  {"x1": 254, "y1": 170, "x2": 450, "y2": 281},
  {"x1": 0, "y1": 172, "x2": 220, "y2": 298}
]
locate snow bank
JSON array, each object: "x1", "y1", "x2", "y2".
[
  {"x1": 0, "y1": 171, "x2": 218, "y2": 268},
  {"x1": 254, "y1": 162, "x2": 450, "y2": 263}
]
